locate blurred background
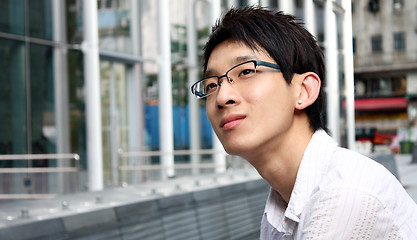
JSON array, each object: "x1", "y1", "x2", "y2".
[{"x1": 0, "y1": 0, "x2": 416, "y2": 200}]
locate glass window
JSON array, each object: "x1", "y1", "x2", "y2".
[
  {"x1": 352, "y1": 37, "x2": 356, "y2": 53},
  {"x1": 237, "y1": 0, "x2": 248, "y2": 6},
  {"x1": 354, "y1": 79, "x2": 367, "y2": 97},
  {"x1": 66, "y1": 0, "x2": 83, "y2": 44},
  {"x1": 393, "y1": 0, "x2": 403, "y2": 11},
  {"x1": 269, "y1": 0, "x2": 278, "y2": 9},
  {"x1": 100, "y1": 61, "x2": 130, "y2": 184},
  {"x1": 28, "y1": 0, "x2": 53, "y2": 40},
  {"x1": 368, "y1": 0, "x2": 380, "y2": 13},
  {"x1": 376, "y1": 77, "x2": 392, "y2": 96},
  {"x1": 394, "y1": 32, "x2": 405, "y2": 50},
  {"x1": 371, "y1": 34, "x2": 382, "y2": 53},
  {"x1": 97, "y1": 0, "x2": 133, "y2": 54},
  {"x1": 29, "y1": 43, "x2": 56, "y2": 162},
  {"x1": 355, "y1": 76, "x2": 407, "y2": 98},
  {"x1": 392, "y1": 76, "x2": 406, "y2": 95},
  {"x1": 0, "y1": 38, "x2": 27, "y2": 159},
  {"x1": 295, "y1": 0, "x2": 303, "y2": 8},
  {"x1": 68, "y1": 49, "x2": 87, "y2": 169},
  {"x1": 0, "y1": 0, "x2": 25, "y2": 35}
]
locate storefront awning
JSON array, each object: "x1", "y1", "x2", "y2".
[{"x1": 352, "y1": 97, "x2": 407, "y2": 111}]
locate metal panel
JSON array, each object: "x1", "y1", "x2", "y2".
[
  {"x1": 0, "y1": 219, "x2": 65, "y2": 240},
  {"x1": 196, "y1": 204, "x2": 229, "y2": 240},
  {"x1": 63, "y1": 208, "x2": 117, "y2": 232},
  {"x1": 0, "y1": 171, "x2": 268, "y2": 240},
  {"x1": 120, "y1": 218, "x2": 165, "y2": 240},
  {"x1": 162, "y1": 210, "x2": 200, "y2": 240}
]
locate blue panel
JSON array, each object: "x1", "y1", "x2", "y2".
[{"x1": 145, "y1": 104, "x2": 213, "y2": 149}]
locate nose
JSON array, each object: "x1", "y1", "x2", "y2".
[{"x1": 215, "y1": 77, "x2": 240, "y2": 109}]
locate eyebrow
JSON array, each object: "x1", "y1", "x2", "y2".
[{"x1": 204, "y1": 55, "x2": 258, "y2": 78}]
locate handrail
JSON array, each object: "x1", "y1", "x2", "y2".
[
  {"x1": 0, "y1": 167, "x2": 79, "y2": 173},
  {"x1": 0, "y1": 153, "x2": 81, "y2": 199},
  {"x1": 117, "y1": 149, "x2": 231, "y2": 184},
  {"x1": 119, "y1": 163, "x2": 226, "y2": 171},
  {"x1": 119, "y1": 149, "x2": 225, "y2": 158},
  {"x1": 0, "y1": 153, "x2": 80, "y2": 172},
  {"x1": 118, "y1": 149, "x2": 228, "y2": 171},
  {"x1": 0, "y1": 193, "x2": 57, "y2": 199},
  {"x1": 0, "y1": 153, "x2": 80, "y2": 161}
]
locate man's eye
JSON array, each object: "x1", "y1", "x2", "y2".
[
  {"x1": 238, "y1": 69, "x2": 256, "y2": 79},
  {"x1": 205, "y1": 83, "x2": 218, "y2": 93}
]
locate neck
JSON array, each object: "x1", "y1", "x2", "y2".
[{"x1": 247, "y1": 113, "x2": 314, "y2": 203}]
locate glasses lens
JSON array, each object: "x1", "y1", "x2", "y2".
[
  {"x1": 194, "y1": 77, "x2": 218, "y2": 98},
  {"x1": 228, "y1": 61, "x2": 256, "y2": 82},
  {"x1": 192, "y1": 61, "x2": 258, "y2": 98}
]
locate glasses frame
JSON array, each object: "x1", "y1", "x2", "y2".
[{"x1": 191, "y1": 60, "x2": 281, "y2": 99}]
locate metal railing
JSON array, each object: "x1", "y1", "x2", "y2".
[
  {"x1": 117, "y1": 149, "x2": 245, "y2": 184},
  {"x1": 0, "y1": 153, "x2": 80, "y2": 199}
]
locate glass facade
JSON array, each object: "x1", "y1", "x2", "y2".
[
  {"x1": 0, "y1": 39, "x2": 26, "y2": 157},
  {"x1": 0, "y1": 0, "x2": 350, "y2": 197},
  {"x1": 0, "y1": 0, "x2": 25, "y2": 36},
  {"x1": 30, "y1": 43, "x2": 55, "y2": 158},
  {"x1": 0, "y1": 0, "x2": 216, "y2": 195},
  {"x1": 98, "y1": 0, "x2": 133, "y2": 54}
]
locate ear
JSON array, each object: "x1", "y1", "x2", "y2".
[{"x1": 295, "y1": 72, "x2": 321, "y2": 110}]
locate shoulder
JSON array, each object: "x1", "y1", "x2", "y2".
[
  {"x1": 323, "y1": 148, "x2": 412, "y2": 212},
  {"x1": 298, "y1": 186, "x2": 417, "y2": 239},
  {"x1": 325, "y1": 148, "x2": 399, "y2": 191}
]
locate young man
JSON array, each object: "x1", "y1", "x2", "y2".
[{"x1": 191, "y1": 6, "x2": 417, "y2": 239}]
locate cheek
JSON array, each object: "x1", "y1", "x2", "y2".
[
  {"x1": 244, "y1": 82, "x2": 283, "y2": 106},
  {"x1": 250, "y1": 85, "x2": 295, "y2": 119},
  {"x1": 205, "y1": 102, "x2": 216, "y2": 126}
]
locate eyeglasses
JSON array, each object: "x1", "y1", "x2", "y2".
[{"x1": 191, "y1": 60, "x2": 281, "y2": 99}]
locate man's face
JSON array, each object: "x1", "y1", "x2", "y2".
[{"x1": 205, "y1": 40, "x2": 300, "y2": 159}]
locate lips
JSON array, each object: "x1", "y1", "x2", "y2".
[{"x1": 220, "y1": 114, "x2": 246, "y2": 130}]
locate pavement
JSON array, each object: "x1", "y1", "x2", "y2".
[{"x1": 395, "y1": 154, "x2": 417, "y2": 203}]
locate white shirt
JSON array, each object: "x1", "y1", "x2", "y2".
[{"x1": 261, "y1": 130, "x2": 417, "y2": 239}]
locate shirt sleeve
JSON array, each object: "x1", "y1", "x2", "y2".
[{"x1": 296, "y1": 187, "x2": 403, "y2": 239}]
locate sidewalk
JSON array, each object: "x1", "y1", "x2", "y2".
[{"x1": 395, "y1": 154, "x2": 417, "y2": 203}]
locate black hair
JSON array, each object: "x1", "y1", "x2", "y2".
[{"x1": 202, "y1": 6, "x2": 326, "y2": 131}]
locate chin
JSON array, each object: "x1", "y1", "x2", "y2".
[{"x1": 221, "y1": 143, "x2": 250, "y2": 157}]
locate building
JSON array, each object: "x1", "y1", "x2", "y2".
[
  {"x1": 0, "y1": 0, "x2": 224, "y2": 197},
  {"x1": 0, "y1": 0, "x2": 353, "y2": 198},
  {"x1": 352, "y1": 0, "x2": 417, "y2": 148}
]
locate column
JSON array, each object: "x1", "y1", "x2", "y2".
[
  {"x1": 83, "y1": 0, "x2": 103, "y2": 191},
  {"x1": 52, "y1": 0, "x2": 70, "y2": 193},
  {"x1": 342, "y1": 0, "x2": 356, "y2": 150},
  {"x1": 303, "y1": 0, "x2": 316, "y2": 36},
  {"x1": 280, "y1": 0, "x2": 294, "y2": 14},
  {"x1": 247, "y1": 0, "x2": 259, "y2": 6},
  {"x1": 211, "y1": 0, "x2": 227, "y2": 173},
  {"x1": 187, "y1": 0, "x2": 202, "y2": 175},
  {"x1": 158, "y1": 0, "x2": 175, "y2": 179},
  {"x1": 324, "y1": 0, "x2": 340, "y2": 143},
  {"x1": 129, "y1": 0, "x2": 144, "y2": 183}
]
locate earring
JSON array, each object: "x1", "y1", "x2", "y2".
[{"x1": 297, "y1": 100, "x2": 302, "y2": 105}]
